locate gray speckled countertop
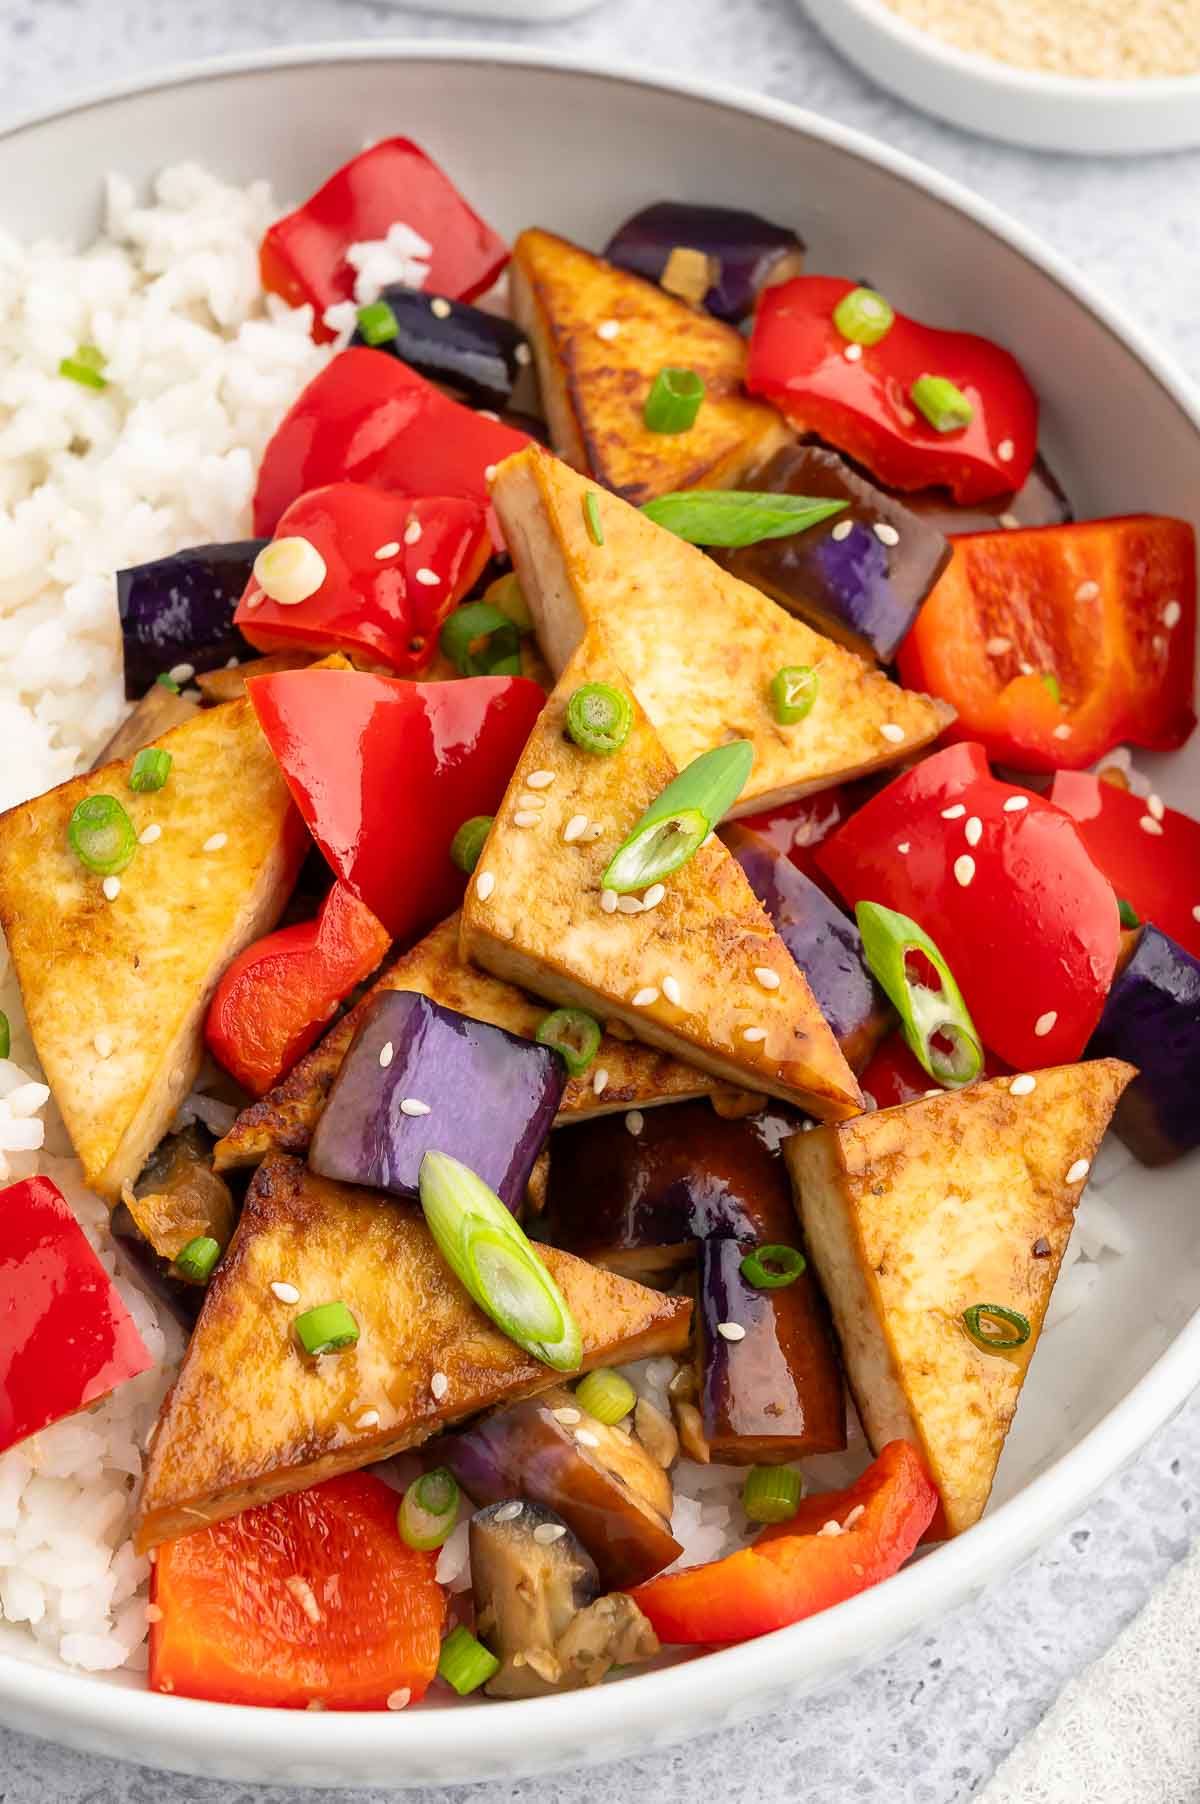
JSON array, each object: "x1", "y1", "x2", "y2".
[{"x1": 1, "y1": 2, "x2": 1199, "y2": 1799}]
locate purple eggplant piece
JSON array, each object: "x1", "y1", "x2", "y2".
[
  {"x1": 352, "y1": 285, "x2": 528, "y2": 410},
  {"x1": 719, "y1": 444, "x2": 951, "y2": 662},
  {"x1": 893, "y1": 452, "x2": 1074, "y2": 537},
  {"x1": 109, "y1": 1203, "x2": 204, "y2": 1330},
  {"x1": 1088, "y1": 925, "x2": 1200, "y2": 1166},
  {"x1": 724, "y1": 822, "x2": 892, "y2": 1072},
  {"x1": 117, "y1": 541, "x2": 263, "y2": 698},
  {"x1": 603, "y1": 201, "x2": 805, "y2": 324},
  {"x1": 308, "y1": 990, "x2": 565, "y2": 1211}
]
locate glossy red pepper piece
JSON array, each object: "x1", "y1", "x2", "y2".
[
  {"x1": 235, "y1": 484, "x2": 490, "y2": 675},
  {"x1": 816, "y1": 742, "x2": 1120, "y2": 1070},
  {"x1": 631, "y1": 1441, "x2": 936, "y2": 1645},
  {"x1": 858, "y1": 1028, "x2": 1010, "y2": 1111},
  {"x1": 205, "y1": 881, "x2": 392, "y2": 1098},
  {"x1": 747, "y1": 277, "x2": 1037, "y2": 504},
  {"x1": 249, "y1": 664, "x2": 544, "y2": 944},
  {"x1": 259, "y1": 138, "x2": 508, "y2": 342},
  {"x1": 734, "y1": 785, "x2": 854, "y2": 893},
  {"x1": 253, "y1": 351, "x2": 530, "y2": 539},
  {"x1": 897, "y1": 517, "x2": 1196, "y2": 772},
  {"x1": 0, "y1": 1176, "x2": 152, "y2": 1456},
  {"x1": 1050, "y1": 771, "x2": 1200, "y2": 963}
]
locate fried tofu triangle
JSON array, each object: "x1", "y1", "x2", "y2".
[
  {"x1": 491, "y1": 445, "x2": 953, "y2": 815},
  {"x1": 137, "y1": 1156, "x2": 691, "y2": 1549},
  {"x1": 460, "y1": 626, "x2": 863, "y2": 1121},
  {"x1": 787, "y1": 1060, "x2": 1136, "y2": 1538}
]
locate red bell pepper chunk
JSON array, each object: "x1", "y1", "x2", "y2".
[
  {"x1": 253, "y1": 350, "x2": 530, "y2": 539},
  {"x1": 260, "y1": 138, "x2": 508, "y2": 342},
  {"x1": 747, "y1": 276, "x2": 1037, "y2": 504},
  {"x1": 734, "y1": 785, "x2": 854, "y2": 893},
  {"x1": 249, "y1": 664, "x2": 544, "y2": 944},
  {"x1": 859, "y1": 1028, "x2": 1010, "y2": 1111},
  {"x1": 0, "y1": 1176, "x2": 152, "y2": 1456},
  {"x1": 150, "y1": 1471, "x2": 445, "y2": 1708},
  {"x1": 632, "y1": 1441, "x2": 936, "y2": 1646},
  {"x1": 1050, "y1": 771, "x2": 1200, "y2": 963},
  {"x1": 816, "y1": 742, "x2": 1120, "y2": 1070},
  {"x1": 236, "y1": 485, "x2": 491, "y2": 676},
  {"x1": 205, "y1": 881, "x2": 391, "y2": 1098},
  {"x1": 897, "y1": 517, "x2": 1197, "y2": 772}
]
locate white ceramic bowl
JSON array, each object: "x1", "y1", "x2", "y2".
[
  {"x1": 1, "y1": 42, "x2": 1198, "y2": 1790},
  {"x1": 800, "y1": 0, "x2": 1200, "y2": 155}
]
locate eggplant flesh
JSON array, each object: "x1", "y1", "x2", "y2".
[
  {"x1": 884, "y1": 452, "x2": 1073, "y2": 537},
  {"x1": 117, "y1": 540, "x2": 263, "y2": 698},
  {"x1": 724, "y1": 822, "x2": 893, "y2": 1073},
  {"x1": 1088, "y1": 925, "x2": 1200, "y2": 1166},
  {"x1": 603, "y1": 200, "x2": 805, "y2": 324},
  {"x1": 308, "y1": 990, "x2": 565, "y2": 1211},
  {"x1": 92, "y1": 683, "x2": 200, "y2": 767},
  {"x1": 720, "y1": 443, "x2": 951, "y2": 662},
  {"x1": 125, "y1": 1124, "x2": 236, "y2": 1263},
  {"x1": 109, "y1": 1203, "x2": 204, "y2": 1330},
  {"x1": 352, "y1": 285, "x2": 529, "y2": 410}
]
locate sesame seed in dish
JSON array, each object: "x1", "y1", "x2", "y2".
[
  {"x1": 403, "y1": 519, "x2": 423, "y2": 545},
  {"x1": 873, "y1": 521, "x2": 899, "y2": 547},
  {"x1": 831, "y1": 519, "x2": 854, "y2": 542},
  {"x1": 430, "y1": 1371, "x2": 449, "y2": 1401},
  {"x1": 476, "y1": 871, "x2": 495, "y2": 901},
  {"x1": 271, "y1": 1281, "x2": 301, "y2": 1305},
  {"x1": 717, "y1": 1322, "x2": 746, "y2": 1342},
  {"x1": 102, "y1": 876, "x2": 121, "y2": 901},
  {"x1": 400, "y1": 1098, "x2": 431, "y2": 1117},
  {"x1": 592, "y1": 1067, "x2": 609, "y2": 1094},
  {"x1": 202, "y1": 832, "x2": 228, "y2": 852},
  {"x1": 879, "y1": 723, "x2": 905, "y2": 743},
  {"x1": 374, "y1": 541, "x2": 400, "y2": 559},
  {"x1": 1010, "y1": 1074, "x2": 1037, "y2": 1097},
  {"x1": 1034, "y1": 1010, "x2": 1058, "y2": 1037},
  {"x1": 414, "y1": 567, "x2": 440, "y2": 587},
  {"x1": 139, "y1": 823, "x2": 162, "y2": 845}
]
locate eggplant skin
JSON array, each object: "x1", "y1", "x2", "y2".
[
  {"x1": 351, "y1": 286, "x2": 528, "y2": 410},
  {"x1": 117, "y1": 541, "x2": 262, "y2": 698},
  {"x1": 1089, "y1": 925, "x2": 1199, "y2": 1165},
  {"x1": 603, "y1": 200, "x2": 805, "y2": 325}
]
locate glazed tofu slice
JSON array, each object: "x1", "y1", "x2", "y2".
[
  {"x1": 0, "y1": 698, "x2": 305, "y2": 1201},
  {"x1": 460, "y1": 626, "x2": 863, "y2": 1121},
  {"x1": 214, "y1": 913, "x2": 748, "y2": 1171},
  {"x1": 492, "y1": 446, "x2": 954, "y2": 814},
  {"x1": 786, "y1": 1060, "x2": 1136, "y2": 1536},
  {"x1": 510, "y1": 228, "x2": 792, "y2": 505},
  {"x1": 136, "y1": 1156, "x2": 691, "y2": 1547}
]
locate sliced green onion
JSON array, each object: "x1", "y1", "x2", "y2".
[
  {"x1": 641, "y1": 490, "x2": 849, "y2": 549},
  {"x1": 742, "y1": 1464, "x2": 804, "y2": 1524},
  {"x1": 603, "y1": 740, "x2": 753, "y2": 894},
  {"x1": 770, "y1": 665, "x2": 819, "y2": 726},
  {"x1": 482, "y1": 571, "x2": 533, "y2": 633},
  {"x1": 910, "y1": 374, "x2": 974, "y2": 434},
  {"x1": 293, "y1": 1300, "x2": 360, "y2": 1356},
  {"x1": 356, "y1": 300, "x2": 399, "y2": 346},
  {"x1": 575, "y1": 1367, "x2": 636, "y2": 1426},
  {"x1": 832, "y1": 286, "x2": 895, "y2": 347},
  {"x1": 1041, "y1": 672, "x2": 1062, "y2": 705},
  {"x1": 740, "y1": 1244, "x2": 806, "y2": 1289},
  {"x1": 856, "y1": 900, "x2": 983, "y2": 1089},
  {"x1": 439, "y1": 602, "x2": 521, "y2": 677},
  {"x1": 129, "y1": 747, "x2": 173, "y2": 793},
  {"x1": 59, "y1": 344, "x2": 108, "y2": 390},
  {"x1": 438, "y1": 1625, "x2": 499, "y2": 1696},
  {"x1": 398, "y1": 1468, "x2": 459, "y2": 1551},
  {"x1": 419, "y1": 1151, "x2": 582, "y2": 1371},
  {"x1": 174, "y1": 1236, "x2": 221, "y2": 1285},
  {"x1": 583, "y1": 492, "x2": 605, "y2": 546},
  {"x1": 644, "y1": 366, "x2": 705, "y2": 434},
  {"x1": 536, "y1": 1007, "x2": 602, "y2": 1077},
  {"x1": 566, "y1": 682, "x2": 632, "y2": 756},
  {"x1": 962, "y1": 1303, "x2": 1031, "y2": 1351},
  {"x1": 451, "y1": 815, "x2": 493, "y2": 874},
  {"x1": 1117, "y1": 897, "x2": 1141, "y2": 930},
  {"x1": 68, "y1": 794, "x2": 137, "y2": 877},
  {"x1": 155, "y1": 672, "x2": 182, "y2": 695},
  {"x1": 0, "y1": 1012, "x2": 8, "y2": 1061}
]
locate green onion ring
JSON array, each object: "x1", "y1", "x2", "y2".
[
  {"x1": 67, "y1": 794, "x2": 137, "y2": 877},
  {"x1": 962, "y1": 1303, "x2": 1031, "y2": 1351},
  {"x1": 439, "y1": 602, "x2": 522, "y2": 676},
  {"x1": 450, "y1": 815, "x2": 493, "y2": 874},
  {"x1": 398, "y1": 1468, "x2": 459, "y2": 1551},
  {"x1": 536, "y1": 1007, "x2": 602, "y2": 1077},
  {"x1": 644, "y1": 367, "x2": 705, "y2": 434},
  {"x1": 565, "y1": 682, "x2": 633, "y2": 756},
  {"x1": 740, "y1": 1244, "x2": 807, "y2": 1289}
]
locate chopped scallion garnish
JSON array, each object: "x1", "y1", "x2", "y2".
[
  {"x1": 574, "y1": 1367, "x2": 636, "y2": 1426},
  {"x1": 1117, "y1": 897, "x2": 1140, "y2": 930},
  {"x1": 356, "y1": 300, "x2": 400, "y2": 346},
  {"x1": 832, "y1": 286, "x2": 895, "y2": 347},
  {"x1": 583, "y1": 492, "x2": 605, "y2": 546},
  {"x1": 0, "y1": 1011, "x2": 10, "y2": 1061},
  {"x1": 536, "y1": 1007, "x2": 602, "y2": 1077},
  {"x1": 742, "y1": 1464, "x2": 804, "y2": 1524},
  {"x1": 174, "y1": 1235, "x2": 221, "y2": 1285},
  {"x1": 398, "y1": 1468, "x2": 459, "y2": 1551},
  {"x1": 643, "y1": 366, "x2": 705, "y2": 434},
  {"x1": 129, "y1": 747, "x2": 172, "y2": 793},
  {"x1": 640, "y1": 490, "x2": 848, "y2": 548},
  {"x1": 962, "y1": 1304, "x2": 1031, "y2": 1351},
  {"x1": 910, "y1": 374, "x2": 974, "y2": 434},
  {"x1": 450, "y1": 815, "x2": 493, "y2": 875},
  {"x1": 439, "y1": 602, "x2": 521, "y2": 677},
  {"x1": 1040, "y1": 672, "x2": 1062, "y2": 705},
  {"x1": 155, "y1": 672, "x2": 182, "y2": 695},
  {"x1": 565, "y1": 682, "x2": 632, "y2": 756},
  {"x1": 603, "y1": 740, "x2": 753, "y2": 894},
  {"x1": 59, "y1": 344, "x2": 108, "y2": 390},
  {"x1": 856, "y1": 900, "x2": 983, "y2": 1089},
  {"x1": 293, "y1": 1300, "x2": 360, "y2": 1356},
  {"x1": 770, "y1": 665, "x2": 819, "y2": 726},
  {"x1": 67, "y1": 794, "x2": 137, "y2": 877},
  {"x1": 740, "y1": 1244, "x2": 806, "y2": 1290},
  {"x1": 438, "y1": 1625, "x2": 500, "y2": 1696}
]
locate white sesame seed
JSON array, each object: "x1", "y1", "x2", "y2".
[
  {"x1": 844, "y1": 342, "x2": 864, "y2": 362},
  {"x1": 1019, "y1": 660, "x2": 1034, "y2": 676},
  {"x1": 386, "y1": 1688, "x2": 412, "y2": 1712},
  {"x1": 843, "y1": 1504, "x2": 866, "y2": 1529},
  {"x1": 1075, "y1": 580, "x2": 1099, "y2": 602},
  {"x1": 414, "y1": 567, "x2": 440, "y2": 587},
  {"x1": 478, "y1": 410, "x2": 500, "y2": 422},
  {"x1": 533, "y1": 1523, "x2": 567, "y2": 1544},
  {"x1": 1147, "y1": 793, "x2": 1165, "y2": 820},
  {"x1": 562, "y1": 813, "x2": 589, "y2": 843},
  {"x1": 596, "y1": 319, "x2": 620, "y2": 341},
  {"x1": 513, "y1": 810, "x2": 541, "y2": 828},
  {"x1": 484, "y1": 464, "x2": 498, "y2": 484},
  {"x1": 1139, "y1": 815, "x2": 1165, "y2": 836},
  {"x1": 1034, "y1": 1010, "x2": 1058, "y2": 1037},
  {"x1": 997, "y1": 438, "x2": 1015, "y2": 463},
  {"x1": 625, "y1": 1110, "x2": 644, "y2": 1136},
  {"x1": 145, "y1": 1604, "x2": 163, "y2": 1624},
  {"x1": 403, "y1": 518, "x2": 422, "y2": 545},
  {"x1": 430, "y1": 1370, "x2": 449, "y2": 1400},
  {"x1": 632, "y1": 987, "x2": 659, "y2": 1007},
  {"x1": 138, "y1": 823, "x2": 162, "y2": 845},
  {"x1": 941, "y1": 804, "x2": 966, "y2": 820},
  {"x1": 93, "y1": 1031, "x2": 113, "y2": 1059},
  {"x1": 592, "y1": 1067, "x2": 609, "y2": 1095},
  {"x1": 203, "y1": 832, "x2": 228, "y2": 852},
  {"x1": 1052, "y1": 724, "x2": 1072, "y2": 740},
  {"x1": 430, "y1": 297, "x2": 452, "y2": 320},
  {"x1": 575, "y1": 1428, "x2": 600, "y2": 1448},
  {"x1": 642, "y1": 883, "x2": 665, "y2": 909},
  {"x1": 494, "y1": 1501, "x2": 524, "y2": 1522},
  {"x1": 964, "y1": 816, "x2": 983, "y2": 847},
  {"x1": 400, "y1": 1098, "x2": 431, "y2": 1117},
  {"x1": 817, "y1": 1519, "x2": 844, "y2": 1538},
  {"x1": 515, "y1": 342, "x2": 532, "y2": 366},
  {"x1": 517, "y1": 794, "x2": 546, "y2": 810},
  {"x1": 168, "y1": 662, "x2": 195, "y2": 685},
  {"x1": 554, "y1": 1407, "x2": 582, "y2": 1425},
  {"x1": 831, "y1": 518, "x2": 855, "y2": 542},
  {"x1": 662, "y1": 975, "x2": 682, "y2": 1006},
  {"x1": 1009, "y1": 1074, "x2": 1037, "y2": 1097},
  {"x1": 755, "y1": 967, "x2": 781, "y2": 990},
  {"x1": 357, "y1": 1409, "x2": 380, "y2": 1429},
  {"x1": 271, "y1": 1281, "x2": 300, "y2": 1304},
  {"x1": 999, "y1": 512, "x2": 1021, "y2": 530},
  {"x1": 286, "y1": 1577, "x2": 323, "y2": 1625},
  {"x1": 476, "y1": 870, "x2": 495, "y2": 901},
  {"x1": 1163, "y1": 599, "x2": 1182, "y2": 629},
  {"x1": 379, "y1": 1041, "x2": 394, "y2": 1069},
  {"x1": 879, "y1": 723, "x2": 905, "y2": 744},
  {"x1": 526, "y1": 770, "x2": 555, "y2": 788},
  {"x1": 1003, "y1": 796, "x2": 1029, "y2": 813},
  {"x1": 102, "y1": 876, "x2": 121, "y2": 901},
  {"x1": 954, "y1": 855, "x2": 975, "y2": 887},
  {"x1": 617, "y1": 895, "x2": 644, "y2": 914},
  {"x1": 374, "y1": 541, "x2": 400, "y2": 559},
  {"x1": 600, "y1": 888, "x2": 618, "y2": 914},
  {"x1": 743, "y1": 1026, "x2": 768, "y2": 1043},
  {"x1": 986, "y1": 636, "x2": 1011, "y2": 656},
  {"x1": 897, "y1": 840, "x2": 911, "y2": 854},
  {"x1": 1193, "y1": 905, "x2": 1200, "y2": 925},
  {"x1": 1066, "y1": 1158, "x2": 1091, "y2": 1184},
  {"x1": 873, "y1": 521, "x2": 900, "y2": 547},
  {"x1": 717, "y1": 1322, "x2": 746, "y2": 1342}
]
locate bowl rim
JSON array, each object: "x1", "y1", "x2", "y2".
[
  {"x1": 801, "y1": 0, "x2": 1200, "y2": 101},
  {"x1": 2, "y1": 37, "x2": 1199, "y2": 1781}
]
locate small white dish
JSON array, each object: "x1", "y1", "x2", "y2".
[{"x1": 800, "y1": 0, "x2": 1200, "y2": 156}]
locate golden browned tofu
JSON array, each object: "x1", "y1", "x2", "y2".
[
  {"x1": 136, "y1": 1156, "x2": 691, "y2": 1547},
  {"x1": 460, "y1": 627, "x2": 862, "y2": 1121},
  {"x1": 510, "y1": 229, "x2": 791, "y2": 505},
  {"x1": 0, "y1": 699, "x2": 305, "y2": 1200},
  {"x1": 214, "y1": 913, "x2": 747, "y2": 1171},
  {"x1": 492, "y1": 447, "x2": 954, "y2": 815},
  {"x1": 786, "y1": 1060, "x2": 1135, "y2": 1537}
]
